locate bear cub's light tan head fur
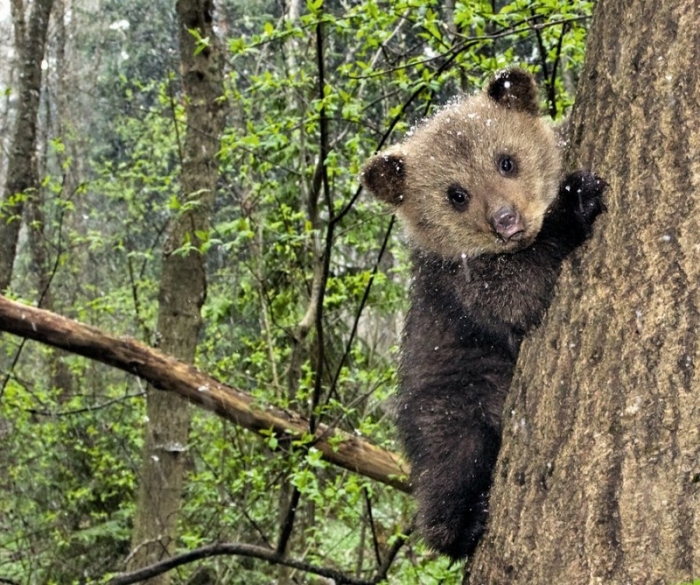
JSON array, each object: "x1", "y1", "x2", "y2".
[{"x1": 361, "y1": 69, "x2": 561, "y2": 260}]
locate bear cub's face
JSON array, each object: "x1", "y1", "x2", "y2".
[{"x1": 362, "y1": 69, "x2": 562, "y2": 260}]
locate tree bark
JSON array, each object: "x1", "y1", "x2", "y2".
[
  {"x1": 0, "y1": 294, "x2": 408, "y2": 491},
  {"x1": 467, "y1": 0, "x2": 700, "y2": 583},
  {"x1": 128, "y1": 1, "x2": 225, "y2": 580},
  {"x1": 0, "y1": 0, "x2": 54, "y2": 292}
]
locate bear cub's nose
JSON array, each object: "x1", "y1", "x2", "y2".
[{"x1": 491, "y1": 206, "x2": 524, "y2": 241}]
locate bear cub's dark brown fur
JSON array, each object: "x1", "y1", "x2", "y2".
[{"x1": 361, "y1": 69, "x2": 606, "y2": 559}]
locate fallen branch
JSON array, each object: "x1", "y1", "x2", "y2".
[{"x1": 0, "y1": 294, "x2": 409, "y2": 491}]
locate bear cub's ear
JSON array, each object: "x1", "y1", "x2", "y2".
[
  {"x1": 486, "y1": 68, "x2": 540, "y2": 116},
  {"x1": 361, "y1": 152, "x2": 406, "y2": 206}
]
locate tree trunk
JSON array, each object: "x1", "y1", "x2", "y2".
[
  {"x1": 24, "y1": 0, "x2": 74, "y2": 398},
  {"x1": 0, "y1": 0, "x2": 54, "y2": 292},
  {"x1": 468, "y1": 0, "x2": 700, "y2": 583},
  {"x1": 127, "y1": 1, "x2": 224, "y2": 580}
]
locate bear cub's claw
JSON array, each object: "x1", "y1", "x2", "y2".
[{"x1": 560, "y1": 170, "x2": 608, "y2": 233}]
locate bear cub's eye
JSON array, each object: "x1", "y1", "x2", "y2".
[
  {"x1": 497, "y1": 154, "x2": 518, "y2": 176},
  {"x1": 447, "y1": 184, "x2": 470, "y2": 210}
]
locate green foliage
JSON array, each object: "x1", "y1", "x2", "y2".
[
  {"x1": 0, "y1": 0, "x2": 594, "y2": 582},
  {"x1": 0, "y1": 368, "x2": 141, "y2": 582}
]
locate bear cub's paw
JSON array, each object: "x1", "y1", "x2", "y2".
[
  {"x1": 560, "y1": 170, "x2": 608, "y2": 234},
  {"x1": 416, "y1": 490, "x2": 489, "y2": 560}
]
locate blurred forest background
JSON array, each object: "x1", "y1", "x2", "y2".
[{"x1": 0, "y1": 0, "x2": 594, "y2": 583}]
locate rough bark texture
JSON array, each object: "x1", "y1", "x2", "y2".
[
  {"x1": 128, "y1": 1, "x2": 225, "y2": 580},
  {"x1": 0, "y1": 294, "x2": 408, "y2": 491},
  {"x1": 0, "y1": 0, "x2": 54, "y2": 292},
  {"x1": 467, "y1": 0, "x2": 700, "y2": 583}
]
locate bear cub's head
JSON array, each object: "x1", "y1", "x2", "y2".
[{"x1": 361, "y1": 69, "x2": 561, "y2": 260}]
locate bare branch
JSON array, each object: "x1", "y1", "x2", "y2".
[
  {"x1": 0, "y1": 294, "x2": 410, "y2": 492},
  {"x1": 109, "y1": 542, "x2": 375, "y2": 585}
]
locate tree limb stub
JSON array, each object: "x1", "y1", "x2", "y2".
[{"x1": 0, "y1": 295, "x2": 409, "y2": 492}]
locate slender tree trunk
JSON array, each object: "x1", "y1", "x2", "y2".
[
  {"x1": 25, "y1": 155, "x2": 74, "y2": 397},
  {"x1": 127, "y1": 1, "x2": 224, "y2": 581},
  {"x1": 467, "y1": 0, "x2": 700, "y2": 583},
  {"x1": 24, "y1": 1, "x2": 74, "y2": 398},
  {"x1": 0, "y1": 0, "x2": 54, "y2": 292}
]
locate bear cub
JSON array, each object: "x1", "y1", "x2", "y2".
[{"x1": 361, "y1": 68, "x2": 606, "y2": 559}]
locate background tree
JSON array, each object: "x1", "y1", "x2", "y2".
[
  {"x1": 467, "y1": 0, "x2": 700, "y2": 582},
  {"x1": 127, "y1": 0, "x2": 225, "y2": 581},
  {"x1": 0, "y1": 0, "x2": 54, "y2": 291}
]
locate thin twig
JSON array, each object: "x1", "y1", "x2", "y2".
[
  {"x1": 371, "y1": 525, "x2": 413, "y2": 582},
  {"x1": 530, "y1": 12, "x2": 554, "y2": 119},
  {"x1": 549, "y1": 21, "x2": 570, "y2": 118},
  {"x1": 348, "y1": 17, "x2": 588, "y2": 80},
  {"x1": 25, "y1": 392, "x2": 145, "y2": 417},
  {"x1": 364, "y1": 487, "x2": 382, "y2": 567},
  {"x1": 126, "y1": 255, "x2": 151, "y2": 339},
  {"x1": 327, "y1": 216, "x2": 395, "y2": 405},
  {"x1": 275, "y1": 486, "x2": 301, "y2": 556}
]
